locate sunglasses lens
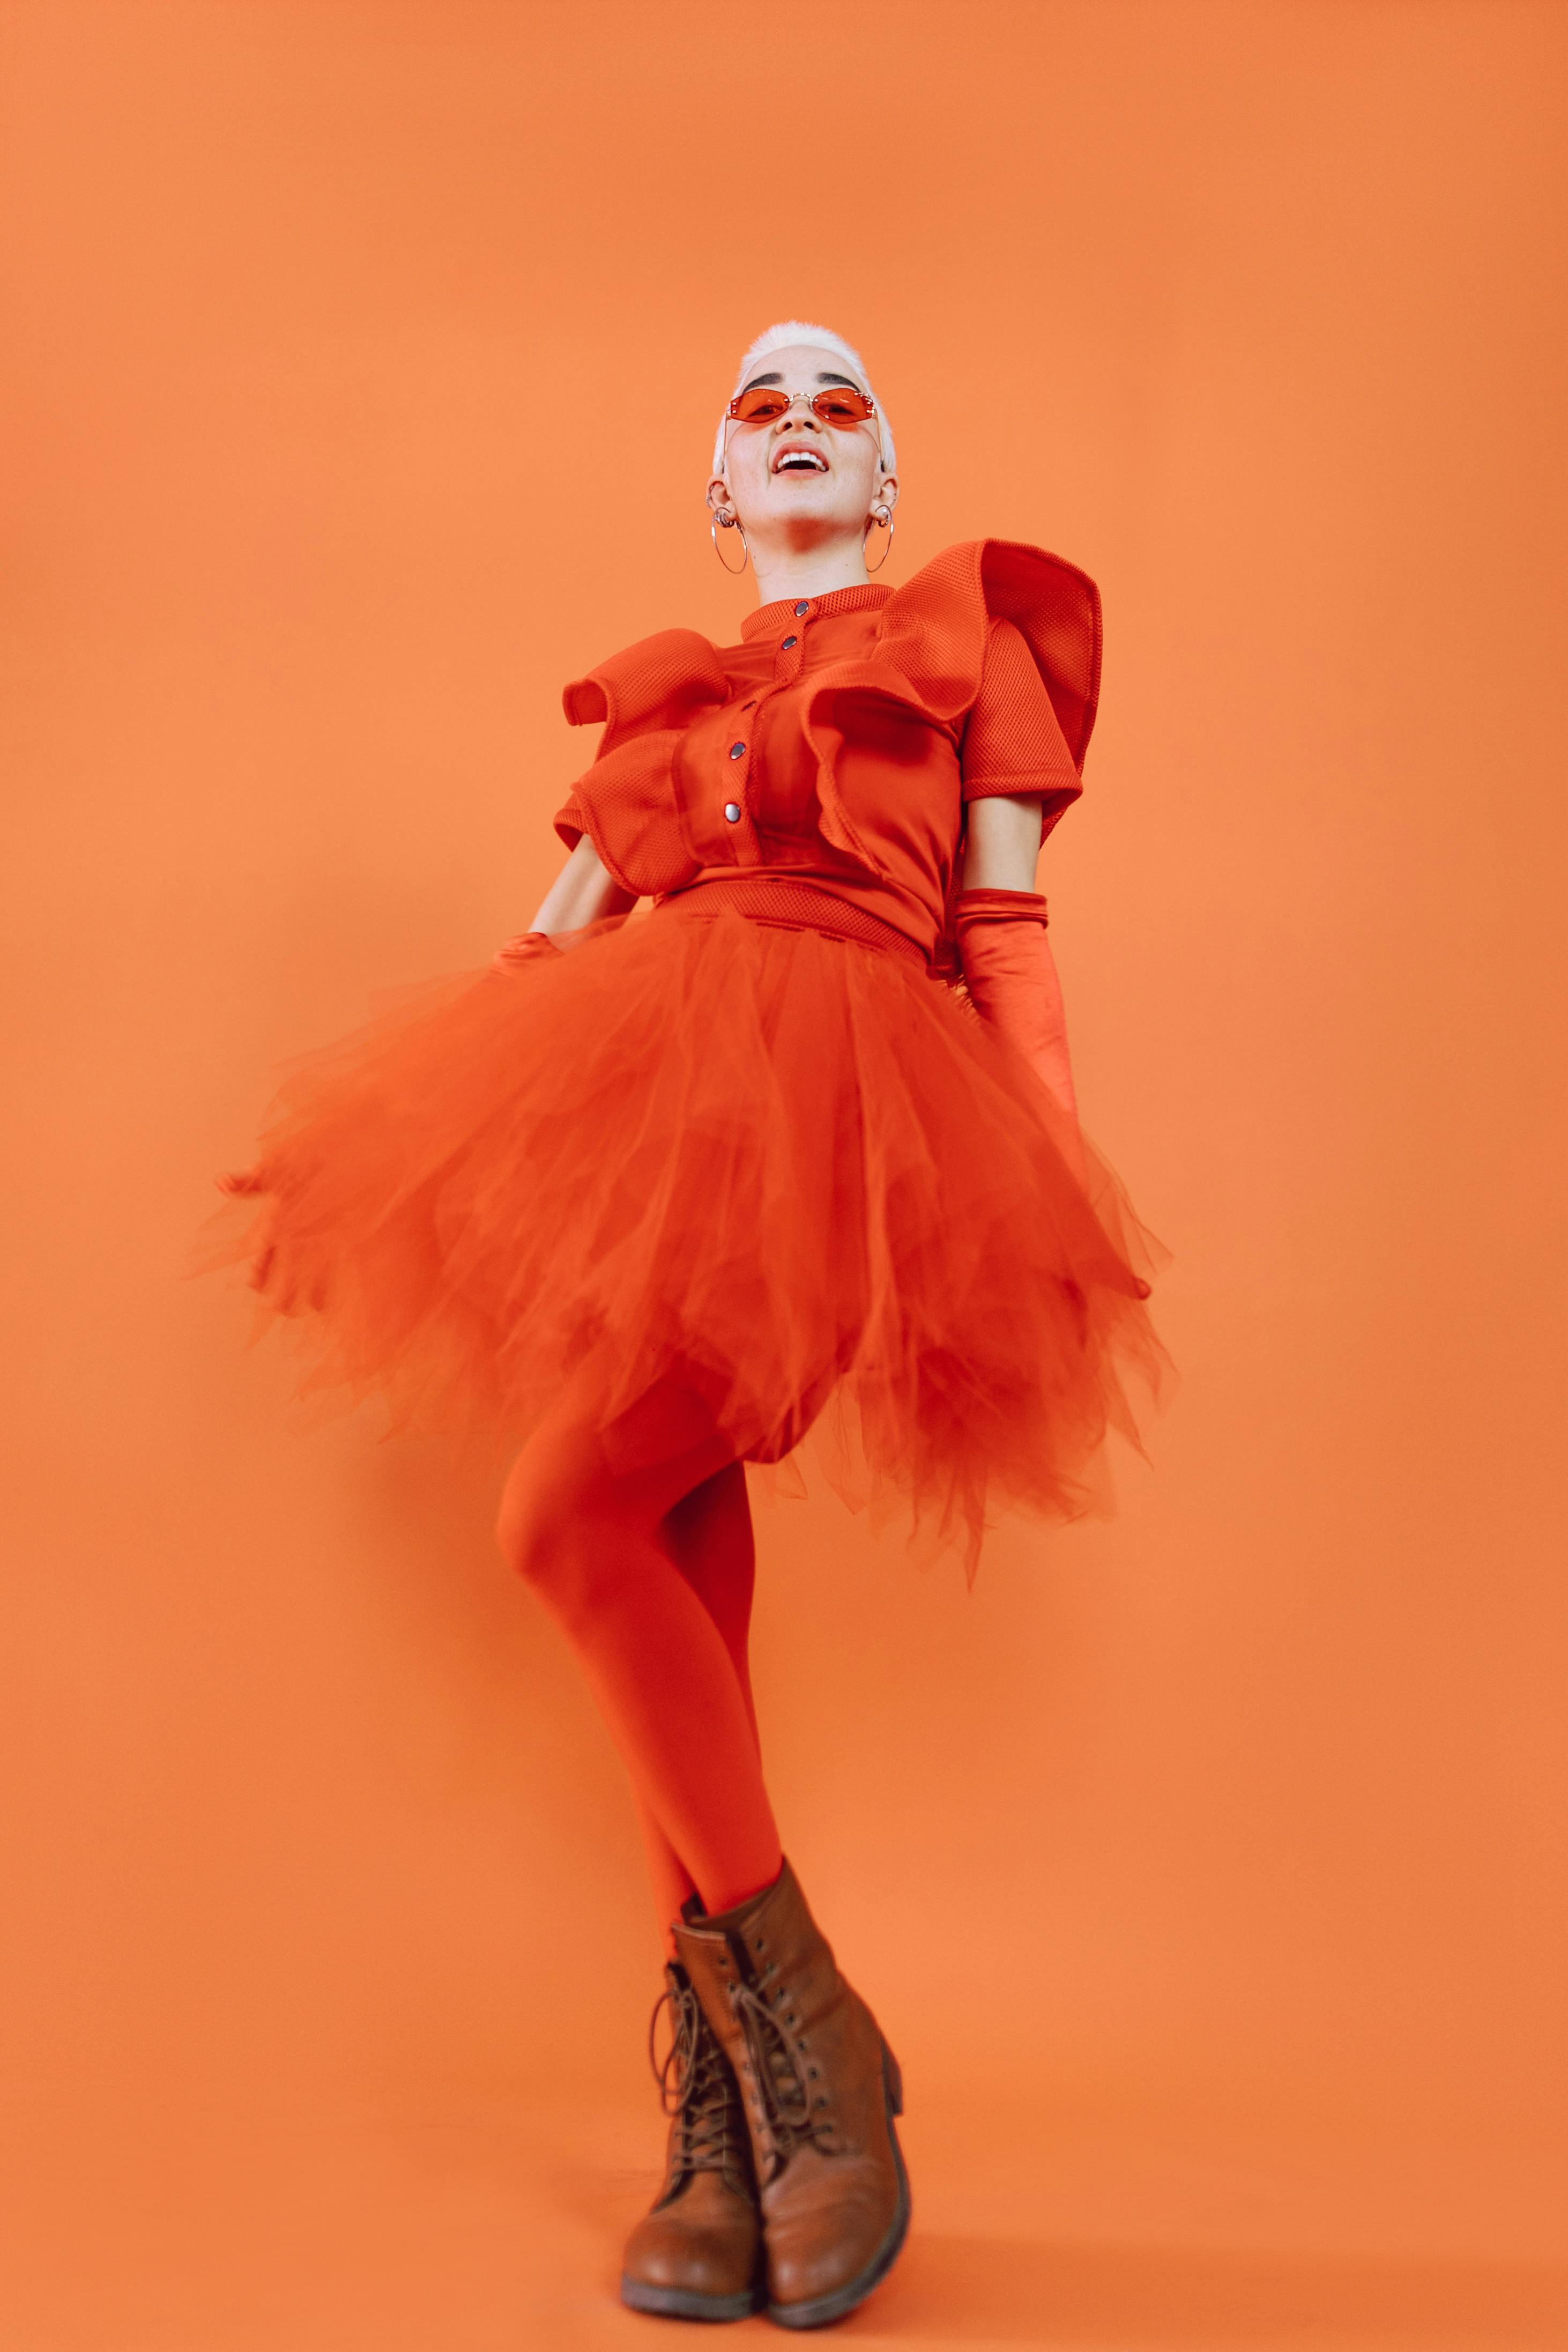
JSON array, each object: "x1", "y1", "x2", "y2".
[
  {"x1": 731, "y1": 389, "x2": 792, "y2": 423},
  {"x1": 813, "y1": 390, "x2": 874, "y2": 426},
  {"x1": 730, "y1": 387, "x2": 874, "y2": 427}
]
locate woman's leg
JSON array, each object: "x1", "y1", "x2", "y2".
[
  {"x1": 497, "y1": 1395, "x2": 781, "y2": 1921},
  {"x1": 634, "y1": 1459, "x2": 762, "y2": 1938}
]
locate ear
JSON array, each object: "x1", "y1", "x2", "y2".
[
  {"x1": 707, "y1": 472, "x2": 734, "y2": 516},
  {"x1": 877, "y1": 469, "x2": 900, "y2": 513}
]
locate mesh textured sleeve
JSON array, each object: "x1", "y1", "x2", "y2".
[{"x1": 960, "y1": 618, "x2": 1085, "y2": 837}]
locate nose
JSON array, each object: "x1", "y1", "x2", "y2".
[{"x1": 772, "y1": 394, "x2": 820, "y2": 430}]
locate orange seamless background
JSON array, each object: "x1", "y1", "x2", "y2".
[{"x1": 2, "y1": 5, "x2": 1565, "y2": 2345}]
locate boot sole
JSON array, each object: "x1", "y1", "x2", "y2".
[
  {"x1": 620, "y1": 2274, "x2": 762, "y2": 2323},
  {"x1": 766, "y1": 2042, "x2": 911, "y2": 2331}
]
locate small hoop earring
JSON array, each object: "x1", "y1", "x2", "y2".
[
  {"x1": 710, "y1": 508, "x2": 749, "y2": 575},
  {"x1": 865, "y1": 506, "x2": 895, "y2": 574}
]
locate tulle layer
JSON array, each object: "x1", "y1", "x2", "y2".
[{"x1": 212, "y1": 902, "x2": 1166, "y2": 1566}]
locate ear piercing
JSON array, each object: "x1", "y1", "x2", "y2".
[{"x1": 710, "y1": 506, "x2": 749, "y2": 574}]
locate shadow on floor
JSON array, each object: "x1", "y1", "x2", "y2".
[{"x1": 854, "y1": 2234, "x2": 1568, "y2": 2344}]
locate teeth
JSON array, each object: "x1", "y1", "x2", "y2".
[{"x1": 777, "y1": 449, "x2": 828, "y2": 472}]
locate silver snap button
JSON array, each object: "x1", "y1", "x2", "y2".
[
  {"x1": 793, "y1": 600, "x2": 809, "y2": 617},
  {"x1": 781, "y1": 635, "x2": 797, "y2": 650},
  {"x1": 723, "y1": 802, "x2": 741, "y2": 823},
  {"x1": 729, "y1": 740, "x2": 745, "y2": 760}
]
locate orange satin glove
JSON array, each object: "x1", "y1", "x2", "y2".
[
  {"x1": 954, "y1": 887, "x2": 1080, "y2": 1127},
  {"x1": 491, "y1": 929, "x2": 565, "y2": 974}
]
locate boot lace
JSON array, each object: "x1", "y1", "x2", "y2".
[
  {"x1": 728, "y1": 1977, "x2": 838, "y2": 2165},
  {"x1": 648, "y1": 1976, "x2": 749, "y2": 2189}
]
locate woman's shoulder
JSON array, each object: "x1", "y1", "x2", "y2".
[{"x1": 878, "y1": 539, "x2": 1103, "y2": 769}]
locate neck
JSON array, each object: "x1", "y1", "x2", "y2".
[{"x1": 749, "y1": 531, "x2": 873, "y2": 609}]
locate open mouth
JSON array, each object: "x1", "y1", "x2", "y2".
[{"x1": 772, "y1": 445, "x2": 829, "y2": 475}]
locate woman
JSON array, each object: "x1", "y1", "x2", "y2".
[{"x1": 219, "y1": 322, "x2": 1162, "y2": 2329}]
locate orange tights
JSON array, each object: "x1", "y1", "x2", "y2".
[{"x1": 496, "y1": 1390, "x2": 783, "y2": 1941}]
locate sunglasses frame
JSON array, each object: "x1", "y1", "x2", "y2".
[{"x1": 725, "y1": 386, "x2": 880, "y2": 432}]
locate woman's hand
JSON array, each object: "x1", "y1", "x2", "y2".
[
  {"x1": 491, "y1": 931, "x2": 564, "y2": 973},
  {"x1": 955, "y1": 792, "x2": 1082, "y2": 1161},
  {"x1": 956, "y1": 896, "x2": 1080, "y2": 1129}
]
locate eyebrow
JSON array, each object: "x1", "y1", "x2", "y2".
[{"x1": 739, "y1": 369, "x2": 864, "y2": 394}]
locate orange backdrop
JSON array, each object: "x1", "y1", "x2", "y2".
[{"x1": 3, "y1": 4, "x2": 1565, "y2": 2344}]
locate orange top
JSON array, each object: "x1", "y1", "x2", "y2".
[{"x1": 554, "y1": 539, "x2": 1102, "y2": 970}]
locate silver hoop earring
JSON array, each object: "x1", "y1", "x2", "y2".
[
  {"x1": 865, "y1": 506, "x2": 895, "y2": 574},
  {"x1": 710, "y1": 508, "x2": 749, "y2": 575}
]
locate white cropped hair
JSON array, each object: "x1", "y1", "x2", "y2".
[{"x1": 712, "y1": 320, "x2": 896, "y2": 476}]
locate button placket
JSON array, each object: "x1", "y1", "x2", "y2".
[
  {"x1": 721, "y1": 725, "x2": 749, "y2": 841},
  {"x1": 776, "y1": 616, "x2": 805, "y2": 687},
  {"x1": 712, "y1": 641, "x2": 796, "y2": 863}
]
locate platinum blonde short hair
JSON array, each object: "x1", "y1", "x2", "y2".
[{"x1": 712, "y1": 321, "x2": 896, "y2": 477}]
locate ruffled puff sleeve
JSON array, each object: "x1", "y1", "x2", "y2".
[
  {"x1": 959, "y1": 615, "x2": 1085, "y2": 840},
  {"x1": 552, "y1": 628, "x2": 729, "y2": 899}
]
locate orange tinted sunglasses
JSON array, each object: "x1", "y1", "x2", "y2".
[{"x1": 726, "y1": 385, "x2": 878, "y2": 430}]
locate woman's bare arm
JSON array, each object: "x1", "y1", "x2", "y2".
[
  {"x1": 528, "y1": 836, "x2": 638, "y2": 936},
  {"x1": 961, "y1": 791, "x2": 1044, "y2": 891}
]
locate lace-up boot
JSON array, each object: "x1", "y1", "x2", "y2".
[
  {"x1": 620, "y1": 1959, "x2": 762, "y2": 2321},
  {"x1": 673, "y1": 1860, "x2": 909, "y2": 2331}
]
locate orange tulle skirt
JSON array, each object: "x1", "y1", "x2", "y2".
[{"x1": 211, "y1": 888, "x2": 1166, "y2": 1568}]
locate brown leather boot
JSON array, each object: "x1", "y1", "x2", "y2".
[
  {"x1": 620, "y1": 1960, "x2": 763, "y2": 2322},
  {"x1": 674, "y1": 1861, "x2": 910, "y2": 2331}
]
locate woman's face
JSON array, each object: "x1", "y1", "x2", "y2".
[{"x1": 710, "y1": 343, "x2": 894, "y2": 545}]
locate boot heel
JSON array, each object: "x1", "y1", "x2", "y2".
[{"x1": 881, "y1": 2039, "x2": 904, "y2": 2117}]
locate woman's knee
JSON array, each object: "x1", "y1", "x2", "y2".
[
  {"x1": 499, "y1": 1435, "x2": 575, "y2": 1579},
  {"x1": 496, "y1": 1395, "x2": 743, "y2": 1622},
  {"x1": 496, "y1": 1429, "x2": 629, "y2": 1623}
]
